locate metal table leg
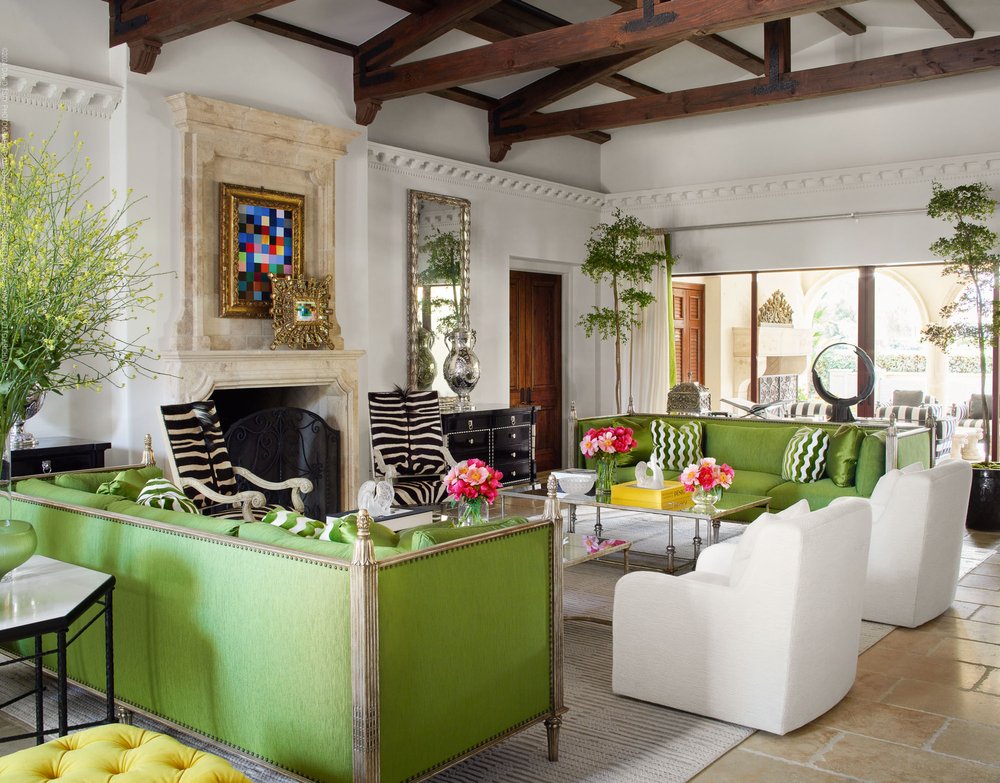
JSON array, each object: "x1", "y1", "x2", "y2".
[
  {"x1": 712, "y1": 519, "x2": 721, "y2": 545},
  {"x1": 594, "y1": 506, "x2": 602, "y2": 538},
  {"x1": 666, "y1": 515, "x2": 676, "y2": 574},
  {"x1": 57, "y1": 630, "x2": 68, "y2": 737},
  {"x1": 34, "y1": 635, "x2": 44, "y2": 745},
  {"x1": 104, "y1": 588, "x2": 115, "y2": 724},
  {"x1": 693, "y1": 517, "x2": 703, "y2": 561},
  {"x1": 569, "y1": 504, "x2": 577, "y2": 534}
]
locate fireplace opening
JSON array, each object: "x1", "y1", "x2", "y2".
[{"x1": 211, "y1": 388, "x2": 341, "y2": 519}]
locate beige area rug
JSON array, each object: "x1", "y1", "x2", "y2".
[{"x1": 0, "y1": 511, "x2": 895, "y2": 782}]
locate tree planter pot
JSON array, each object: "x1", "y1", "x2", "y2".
[{"x1": 966, "y1": 467, "x2": 1000, "y2": 532}]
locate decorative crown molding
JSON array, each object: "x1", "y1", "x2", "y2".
[
  {"x1": 604, "y1": 151, "x2": 1000, "y2": 211},
  {"x1": 368, "y1": 143, "x2": 607, "y2": 210},
  {"x1": 2, "y1": 64, "x2": 122, "y2": 119}
]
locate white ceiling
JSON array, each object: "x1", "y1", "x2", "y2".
[{"x1": 262, "y1": 0, "x2": 1000, "y2": 107}]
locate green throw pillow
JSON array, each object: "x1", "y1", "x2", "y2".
[
  {"x1": 261, "y1": 508, "x2": 324, "y2": 538},
  {"x1": 95, "y1": 466, "x2": 164, "y2": 500},
  {"x1": 781, "y1": 427, "x2": 830, "y2": 483},
  {"x1": 826, "y1": 424, "x2": 866, "y2": 487},
  {"x1": 334, "y1": 515, "x2": 400, "y2": 548},
  {"x1": 136, "y1": 478, "x2": 200, "y2": 514},
  {"x1": 649, "y1": 419, "x2": 702, "y2": 475}
]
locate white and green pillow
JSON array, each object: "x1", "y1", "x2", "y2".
[
  {"x1": 261, "y1": 508, "x2": 323, "y2": 538},
  {"x1": 650, "y1": 419, "x2": 702, "y2": 474},
  {"x1": 781, "y1": 427, "x2": 830, "y2": 483},
  {"x1": 137, "y1": 478, "x2": 200, "y2": 514}
]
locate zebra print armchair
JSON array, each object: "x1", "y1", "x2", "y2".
[
  {"x1": 368, "y1": 389, "x2": 456, "y2": 506},
  {"x1": 160, "y1": 401, "x2": 313, "y2": 522}
]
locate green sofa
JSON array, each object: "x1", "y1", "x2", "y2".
[
  {"x1": 574, "y1": 414, "x2": 931, "y2": 515},
  {"x1": 11, "y1": 471, "x2": 564, "y2": 783}
]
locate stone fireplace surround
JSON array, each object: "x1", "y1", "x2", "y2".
[{"x1": 164, "y1": 94, "x2": 363, "y2": 505}]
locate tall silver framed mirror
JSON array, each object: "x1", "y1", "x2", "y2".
[{"x1": 407, "y1": 190, "x2": 471, "y2": 394}]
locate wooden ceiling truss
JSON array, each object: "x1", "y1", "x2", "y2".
[{"x1": 105, "y1": 0, "x2": 993, "y2": 160}]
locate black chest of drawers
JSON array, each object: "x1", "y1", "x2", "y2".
[
  {"x1": 9, "y1": 438, "x2": 112, "y2": 478},
  {"x1": 441, "y1": 406, "x2": 536, "y2": 487}
]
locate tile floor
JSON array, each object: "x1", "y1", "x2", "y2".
[{"x1": 692, "y1": 529, "x2": 1000, "y2": 783}]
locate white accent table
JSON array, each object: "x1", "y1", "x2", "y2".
[
  {"x1": 951, "y1": 426, "x2": 985, "y2": 462},
  {"x1": 0, "y1": 555, "x2": 116, "y2": 744}
]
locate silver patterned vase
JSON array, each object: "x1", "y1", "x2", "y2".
[{"x1": 443, "y1": 327, "x2": 481, "y2": 408}]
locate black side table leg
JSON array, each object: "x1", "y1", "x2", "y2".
[
  {"x1": 34, "y1": 635, "x2": 44, "y2": 745},
  {"x1": 104, "y1": 588, "x2": 115, "y2": 724},
  {"x1": 57, "y1": 630, "x2": 68, "y2": 737}
]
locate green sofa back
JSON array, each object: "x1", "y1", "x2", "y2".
[
  {"x1": 10, "y1": 492, "x2": 556, "y2": 783},
  {"x1": 574, "y1": 414, "x2": 931, "y2": 505}
]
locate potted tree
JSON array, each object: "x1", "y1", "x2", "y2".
[
  {"x1": 1, "y1": 128, "x2": 161, "y2": 549},
  {"x1": 921, "y1": 181, "x2": 999, "y2": 530},
  {"x1": 579, "y1": 209, "x2": 673, "y2": 413}
]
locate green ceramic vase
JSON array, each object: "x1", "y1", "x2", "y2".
[{"x1": 0, "y1": 519, "x2": 37, "y2": 580}]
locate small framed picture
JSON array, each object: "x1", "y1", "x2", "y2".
[
  {"x1": 270, "y1": 275, "x2": 335, "y2": 350},
  {"x1": 219, "y1": 183, "x2": 304, "y2": 318}
]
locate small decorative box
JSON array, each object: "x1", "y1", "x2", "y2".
[{"x1": 611, "y1": 480, "x2": 690, "y2": 509}]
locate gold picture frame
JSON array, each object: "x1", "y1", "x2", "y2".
[
  {"x1": 219, "y1": 182, "x2": 304, "y2": 318},
  {"x1": 269, "y1": 274, "x2": 336, "y2": 350}
]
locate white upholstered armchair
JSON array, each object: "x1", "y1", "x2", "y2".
[
  {"x1": 613, "y1": 499, "x2": 872, "y2": 735},
  {"x1": 863, "y1": 459, "x2": 973, "y2": 627}
]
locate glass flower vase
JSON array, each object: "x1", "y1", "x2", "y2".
[
  {"x1": 692, "y1": 485, "x2": 723, "y2": 508},
  {"x1": 457, "y1": 498, "x2": 490, "y2": 527},
  {"x1": 595, "y1": 454, "x2": 617, "y2": 500},
  {"x1": 0, "y1": 440, "x2": 37, "y2": 581}
]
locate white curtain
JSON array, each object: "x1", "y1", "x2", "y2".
[{"x1": 631, "y1": 233, "x2": 673, "y2": 413}]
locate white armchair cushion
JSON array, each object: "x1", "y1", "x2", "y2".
[
  {"x1": 864, "y1": 459, "x2": 973, "y2": 627},
  {"x1": 729, "y1": 499, "x2": 810, "y2": 584},
  {"x1": 613, "y1": 499, "x2": 872, "y2": 735}
]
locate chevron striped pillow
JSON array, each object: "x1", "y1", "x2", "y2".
[
  {"x1": 649, "y1": 419, "x2": 702, "y2": 474},
  {"x1": 137, "y1": 478, "x2": 200, "y2": 515},
  {"x1": 262, "y1": 508, "x2": 324, "y2": 538},
  {"x1": 781, "y1": 427, "x2": 830, "y2": 483}
]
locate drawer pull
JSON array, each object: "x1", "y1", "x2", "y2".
[
  {"x1": 468, "y1": 438, "x2": 475, "y2": 445},
  {"x1": 511, "y1": 470, "x2": 517, "y2": 477},
  {"x1": 466, "y1": 420, "x2": 473, "y2": 430},
  {"x1": 41, "y1": 460, "x2": 52, "y2": 474},
  {"x1": 511, "y1": 451, "x2": 516, "y2": 458},
  {"x1": 509, "y1": 432, "x2": 516, "y2": 439},
  {"x1": 510, "y1": 416, "x2": 516, "y2": 425}
]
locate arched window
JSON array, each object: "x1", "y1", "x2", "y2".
[
  {"x1": 807, "y1": 272, "x2": 858, "y2": 400},
  {"x1": 873, "y1": 272, "x2": 928, "y2": 403}
]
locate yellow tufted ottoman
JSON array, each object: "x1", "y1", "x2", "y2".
[{"x1": 0, "y1": 724, "x2": 253, "y2": 782}]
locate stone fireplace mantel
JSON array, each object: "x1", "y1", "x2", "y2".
[{"x1": 163, "y1": 349, "x2": 364, "y2": 506}]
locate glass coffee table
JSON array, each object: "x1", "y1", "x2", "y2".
[{"x1": 499, "y1": 487, "x2": 770, "y2": 573}]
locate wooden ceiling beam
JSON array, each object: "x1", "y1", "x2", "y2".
[
  {"x1": 378, "y1": 0, "x2": 666, "y2": 99},
  {"x1": 488, "y1": 34, "x2": 1000, "y2": 145},
  {"x1": 431, "y1": 87, "x2": 611, "y2": 145},
  {"x1": 109, "y1": 0, "x2": 294, "y2": 48},
  {"x1": 493, "y1": 46, "x2": 674, "y2": 120},
  {"x1": 236, "y1": 14, "x2": 357, "y2": 56},
  {"x1": 764, "y1": 18, "x2": 792, "y2": 76},
  {"x1": 817, "y1": 8, "x2": 867, "y2": 36},
  {"x1": 911, "y1": 0, "x2": 974, "y2": 39},
  {"x1": 355, "y1": 0, "x2": 861, "y2": 105},
  {"x1": 358, "y1": 0, "x2": 503, "y2": 72},
  {"x1": 692, "y1": 35, "x2": 765, "y2": 76}
]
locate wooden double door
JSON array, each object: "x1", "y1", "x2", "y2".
[{"x1": 509, "y1": 271, "x2": 561, "y2": 472}]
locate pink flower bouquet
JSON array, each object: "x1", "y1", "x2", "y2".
[
  {"x1": 442, "y1": 458, "x2": 503, "y2": 525},
  {"x1": 679, "y1": 457, "x2": 735, "y2": 493},
  {"x1": 579, "y1": 426, "x2": 637, "y2": 458}
]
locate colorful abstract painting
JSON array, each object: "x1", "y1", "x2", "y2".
[
  {"x1": 219, "y1": 183, "x2": 304, "y2": 317},
  {"x1": 237, "y1": 203, "x2": 294, "y2": 303}
]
